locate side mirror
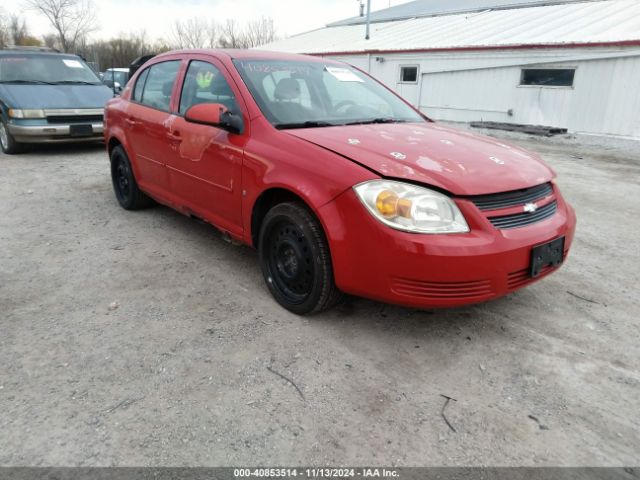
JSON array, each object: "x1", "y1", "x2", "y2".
[{"x1": 184, "y1": 103, "x2": 243, "y2": 134}]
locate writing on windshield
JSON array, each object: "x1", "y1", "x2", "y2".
[{"x1": 234, "y1": 59, "x2": 424, "y2": 129}]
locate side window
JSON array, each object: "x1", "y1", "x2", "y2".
[
  {"x1": 133, "y1": 68, "x2": 149, "y2": 102},
  {"x1": 179, "y1": 60, "x2": 240, "y2": 115},
  {"x1": 399, "y1": 65, "x2": 418, "y2": 83},
  {"x1": 520, "y1": 68, "x2": 575, "y2": 87},
  {"x1": 139, "y1": 61, "x2": 181, "y2": 111}
]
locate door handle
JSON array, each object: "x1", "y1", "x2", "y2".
[
  {"x1": 167, "y1": 131, "x2": 182, "y2": 143},
  {"x1": 124, "y1": 117, "x2": 137, "y2": 126}
]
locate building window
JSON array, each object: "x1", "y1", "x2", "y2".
[
  {"x1": 399, "y1": 65, "x2": 418, "y2": 83},
  {"x1": 520, "y1": 68, "x2": 575, "y2": 87}
]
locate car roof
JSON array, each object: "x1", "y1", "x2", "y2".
[{"x1": 152, "y1": 49, "x2": 344, "y2": 65}]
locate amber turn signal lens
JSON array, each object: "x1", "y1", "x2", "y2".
[
  {"x1": 376, "y1": 190, "x2": 399, "y2": 217},
  {"x1": 376, "y1": 191, "x2": 413, "y2": 218}
]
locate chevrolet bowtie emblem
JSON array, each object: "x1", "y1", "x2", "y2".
[{"x1": 523, "y1": 202, "x2": 538, "y2": 213}]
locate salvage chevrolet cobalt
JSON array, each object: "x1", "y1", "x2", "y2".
[{"x1": 104, "y1": 50, "x2": 576, "y2": 314}]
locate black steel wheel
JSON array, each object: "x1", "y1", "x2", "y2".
[
  {"x1": 259, "y1": 202, "x2": 342, "y2": 315},
  {"x1": 110, "y1": 145, "x2": 154, "y2": 210}
]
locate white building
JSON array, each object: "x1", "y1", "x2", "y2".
[{"x1": 260, "y1": 0, "x2": 640, "y2": 140}]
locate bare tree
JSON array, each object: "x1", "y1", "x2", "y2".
[
  {"x1": 245, "y1": 16, "x2": 277, "y2": 48},
  {"x1": 25, "y1": 0, "x2": 97, "y2": 52},
  {"x1": 217, "y1": 17, "x2": 279, "y2": 49},
  {"x1": 0, "y1": 9, "x2": 10, "y2": 48},
  {"x1": 42, "y1": 33, "x2": 59, "y2": 49},
  {"x1": 81, "y1": 31, "x2": 149, "y2": 69},
  {"x1": 218, "y1": 19, "x2": 245, "y2": 49},
  {"x1": 9, "y1": 15, "x2": 29, "y2": 45},
  {"x1": 171, "y1": 17, "x2": 217, "y2": 49},
  {"x1": 2, "y1": 14, "x2": 42, "y2": 46}
]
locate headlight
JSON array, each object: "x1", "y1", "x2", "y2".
[
  {"x1": 8, "y1": 109, "x2": 46, "y2": 119},
  {"x1": 353, "y1": 180, "x2": 469, "y2": 234}
]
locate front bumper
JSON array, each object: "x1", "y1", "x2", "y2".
[
  {"x1": 8, "y1": 123, "x2": 104, "y2": 143},
  {"x1": 318, "y1": 183, "x2": 576, "y2": 309}
]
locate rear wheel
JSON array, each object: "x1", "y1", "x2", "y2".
[
  {"x1": 259, "y1": 202, "x2": 342, "y2": 315},
  {"x1": 110, "y1": 145, "x2": 154, "y2": 210},
  {"x1": 0, "y1": 119, "x2": 23, "y2": 154}
]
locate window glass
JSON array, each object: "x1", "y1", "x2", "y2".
[
  {"x1": 520, "y1": 69, "x2": 575, "y2": 87},
  {"x1": 322, "y1": 74, "x2": 392, "y2": 118},
  {"x1": 179, "y1": 60, "x2": 240, "y2": 115},
  {"x1": 140, "y1": 60, "x2": 181, "y2": 111},
  {"x1": 133, "y1": 68, "x2": 149, "y2": 102},
  {"x1": 233, "y1": 59, "x2": 423, "y2": 127},
  {"x1": 261, "y1": 71, "x2": 313, "y2": 110},
  {"x1": 400, "y1": 66, "x2": 418, "y2": 83},
  {"x1": 105, "y1": 69, "x2": 128, "y2": 86},
  {"x1": 0, "y1": 54, "x2": 101, "y2": 84}
]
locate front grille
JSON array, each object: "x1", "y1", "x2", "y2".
[
  {"x1": 46, "y1": 115, "x2": 103, "y2": 124},
  {"x1": 507, "y1": 264, "x2": 555, "y2": 290},
  {"x1": 391, "y1": 277, "x2": 493, "y2": 299},
  {"x1": 488, "y1": 201, "x2": 557, "y2": 229},
  {"x1": 470, "y1": 183, "x2": 553, "y2": 211}
]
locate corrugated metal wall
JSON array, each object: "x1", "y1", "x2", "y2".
[{"x1": 326, "y1": 48, "x2": 640, "y2": 138}]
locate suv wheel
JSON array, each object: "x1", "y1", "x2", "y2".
[
  {"x1": 0, "y1": 120, "x2": 23, "y2": 154},
  {"x1": 110, "y1": 145, "x2": 154, "y2": 210},
  {"x1": 259, "y1": 202, "x2": 342, "y2": 315}
]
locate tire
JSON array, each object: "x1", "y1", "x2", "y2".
[
  {"x1": 0, "y1": 119, "x2": 24, "y2": 154},
  {"x1": 258, "y1": 202, "x2": 342, "y2": 315},
  {"x1": 110, "y1": 145, "x2": 154, "y2": 210}
]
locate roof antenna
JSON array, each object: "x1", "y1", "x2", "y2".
[{"x1": 365, "y1": 0, "x2": 371, "y2": 39}]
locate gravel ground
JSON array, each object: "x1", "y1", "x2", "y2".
[{"x1": 1, "y1": 129, "x2": 639, "y2": 467}]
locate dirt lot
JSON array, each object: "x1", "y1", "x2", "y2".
[{"x1": 1, "y1": 129, "x2": 639, "y2": 467}]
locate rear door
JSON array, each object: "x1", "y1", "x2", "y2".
[
  {"x1": 163, "y1": 57, "x2": 247, "y2": 236},
  {"x1": 125, "y1": 60, "x2": 182, "y2": 197}
]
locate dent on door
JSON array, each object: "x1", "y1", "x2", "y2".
[{"x1": 177, "y1": 126, "x2": 239, "y2": 192}]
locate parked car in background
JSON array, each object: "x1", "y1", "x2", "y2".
[
  {"x1": 0, "y1": 48, "x2": 113, "y2": 154},
  {"x1": 104, "y1": 49, "x2": 576, "y2": 314},
  {"x1": 102, "y1": 67, "x2": 130, "y2": 93}
]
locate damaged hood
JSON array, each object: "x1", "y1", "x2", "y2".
[{"x1": 285, "y1": 122, "x2": 554, "y2": 195}]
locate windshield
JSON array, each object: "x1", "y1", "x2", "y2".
[
  {"x1": 0, "y1": 54, "x2": 101, "y2": 85},
  {"x1": 233, "y1": 59, "x2": 425, "y2": 128},
  {"x1": 105, "y1": 70, "x2": 128, "y2": 85}
]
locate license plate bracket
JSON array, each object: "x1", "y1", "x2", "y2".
[
  {"x1": 70, "y1": 124, "x2": 93, "y2": 137},
  {"x1": 530, "y1": 236, "x2": 565, "y2": 277}
]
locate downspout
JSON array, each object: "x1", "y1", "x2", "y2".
[
  {"x1": 417, "y1": 71, "x2": 425, "y2": 111},
  {"x1": 365, "y1": 0, "x2": 371, "y2": 40}
]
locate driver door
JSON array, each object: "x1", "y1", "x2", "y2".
[{"x1": 164, "y1": 58, "x2": 246, "y2": 237}]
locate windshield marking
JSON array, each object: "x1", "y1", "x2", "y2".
[{"x1": 233, "y1": 58, "x2": 425, "y2": 130}]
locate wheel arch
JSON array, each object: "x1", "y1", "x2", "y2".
[
  {"x1": 107, "y1": 135, "x2": 124, "y2": 157},
  {"x1": 250, "y1": 187, "x2": 319, "y2": 249}
]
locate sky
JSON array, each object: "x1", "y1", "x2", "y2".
[{"x1": 2, "y1": 0, "x2": 414, "y2": 42}]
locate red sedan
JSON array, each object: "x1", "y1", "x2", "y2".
[{"x1": 104, "y1": 49, "x2": 576, "y2": 314}]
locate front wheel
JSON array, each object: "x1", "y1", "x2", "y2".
[
  {"x1": 0, "y1": 119, "x2": 23, "y2": 154},
  {"x1": 258, "y1": 202, "x2": 342, "y2": 315}
]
